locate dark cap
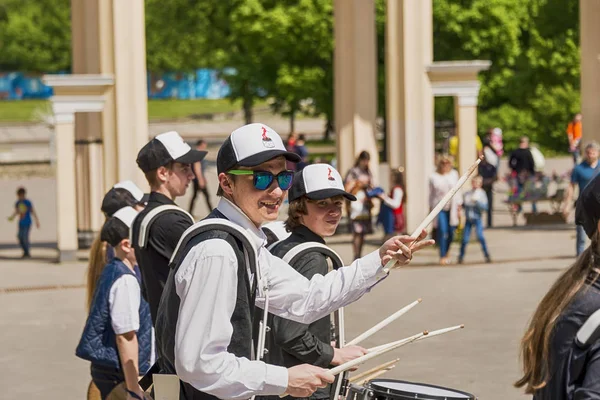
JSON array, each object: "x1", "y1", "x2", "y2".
[
  {"x1": 101, "y1": 180, "x2": 147, "y2": 217},
  {"x1": 137, "y1": 131, "x2": 207, "y2": 173},
  {"x1": 100, "y1": 206, "x2": 138, "y2": 247},
  {"x1": 576, "y1": 174, "x2": 600, "y2": 239},
  {"x1": 288, "y1": 164, "x2": 356, "y2": 202},
  {"x1": 217, "y1": 123, "x2": 301, "y2": 174}
]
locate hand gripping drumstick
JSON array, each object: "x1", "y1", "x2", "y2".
[
  {"x1": 383, "y1": 156, "x2": 483, "y2": 273},
  {"x1": 367, "y1": 324, "x2": 464, "y2": 353},
  {"x1": 348, "y1": 358, "x2": 399, "y2": 383},
  {"x1": 329, "y1": 331, "x2": 427, "y2": 375},
  {"x1": 345, "y1": 299, "x2": 421, "y2": 346}
]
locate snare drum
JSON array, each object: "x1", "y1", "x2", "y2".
[{"x1": 367, "y1": 379, "x2": 476, "y2": 400}]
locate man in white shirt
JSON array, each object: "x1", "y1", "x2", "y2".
[{"x1": 154, "y1": 123, "x2": 433, "y2": 400}]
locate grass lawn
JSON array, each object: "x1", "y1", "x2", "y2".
[{"x1": 0, "y1": 98, "x2": 268, "y2": 123}]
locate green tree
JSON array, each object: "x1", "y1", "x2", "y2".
[{"x1": 0, "y1": 0, "x2": 71, "y2": 72}]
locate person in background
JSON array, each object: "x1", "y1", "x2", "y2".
[
  {"x1": 294, "y1": 134, "x2": 309, "y2": 170},
  {"x1": 7, "y1": 187, "x2": 40, "y2": 258},
  {"x1": 344, "y1": 151, "x2": 374, "y2": 260},
  {"x1": 429, "y1": 155, "x2": 462, "y2": 265},
  {"x1": 509, "y1": 136, "x2": 537, "y2": 214},
  {"x1": 489, "y1": 127, "x2": 504, "y2": 161},
  {"x1": 563, "y1": 141, "x2": 600, "y2": 256},
  {"x1": 377, "y1": 167, "x2": 406, "y2": 238},
  {"x1": 458, "y1": 176, "x2": 491, "y2": 264},
  {"x1": 76, "y1": 207, "x2": 153, "y2": 400},
  {"x1": 567, "y1": 113, "x2": 583, "y2": 165},
  {"x1": 189, "y1": 139, "x2": 213, "y2": 215},
  {"x1": 286, "y1": 132, "x2": 299, "y2": 171},
  {"x1": 479, "y1": 139, "x2": 498, "y2": 228},
  {"x1": 515, "y1": 172, "x2": 600, "y2": 399}
]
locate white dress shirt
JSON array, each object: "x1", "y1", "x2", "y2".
[{"x1": 173, "y1": 198, "x2": 387, "y2": 400}]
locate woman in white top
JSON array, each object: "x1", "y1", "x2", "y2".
[{"x1": 429, "y1": 155, "x2": 463, "y2": 265}]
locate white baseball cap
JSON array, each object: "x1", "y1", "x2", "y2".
[
  {"x1": 217, "y1": 123, "x2": 301, "y2": 174},
  {"x1": 288, "y1": 164, "x2": 356, "y2": 202}
]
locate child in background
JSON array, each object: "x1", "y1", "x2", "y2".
[
  {"x1": 76, "y1": 207, "x2": 153, "y2": 400},
  {"x1": 7, "y1": 187, "x2": 40, "y2": 258},
  {"x1": 490, "y1": 127, "x2": 504, "y2": 158},
  {"x1": 458, "y1": 176, "x2": 492, "y2": 264},
  {"x1": 377, "y1": 168, "x2": 406, "y2": 238}
]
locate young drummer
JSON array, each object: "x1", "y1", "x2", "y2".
[
  {"x1": 155, "y1": 123, "x2": 433, "y2": 400},
  {"x1": 260, "y1": 163, "x2": 369, "y2": 400},
  {"x1": 76, "y1": 207, "x2": 153, "y2": 400},
  {"x1": 131, "y1": 131, "x2": 207, "y2": 324}
]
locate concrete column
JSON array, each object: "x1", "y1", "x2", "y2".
[
  {"x1": 52, "y1": 113, "x2": 78, "y2": 262},
  {"x1": 385, "y1": 0, "x2": 434, "y2": 232},
  {"x1": 334, "y1": 0, "x2": 379, "y2": 184},
  {"x1": 71, "y1": 0, "x2": 149, "y2": 193},
  {"x1": 454, "y1": 95, "x2": 478, "y2": 175},
  {"x1": 581, "y1": 0, "x2": 600, "y2": 144},
  {"x1": 112, "y1": 0, "x2": 150, "y2": 190}
]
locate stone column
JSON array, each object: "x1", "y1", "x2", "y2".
[
  {"x1": 51, "y1": 110, "x2": 78, "y2": 262},
  {"x1": 334, "y1": 0, "x2": 379, "y2": 184},
  {"x1": 581, "y1": 0, "x2": 600, "y2": 144},
  {"x1": 385, "y1": 0, "x2": 434, "y2": 232},
  {"x1": 454, "y1": 95, "x2": 478, "y2": 175},
  {"x1": 70, "y1": 0, "x2": 150, "y2": 193}
]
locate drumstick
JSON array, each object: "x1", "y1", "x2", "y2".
[
  {"x1": 345, "y1": 299, "x2": 422, "y2": 346},
  {"x1": 353, "y1": 367, "x2": 395, "y2": 386},
  {"x1": 329, "y1": 331, "x2": 427, "y2": 375},
  {"x1": 348, "y1": 358, "x2": 399, "y2": 383},
  {"x1": 384, "y1": 156, "x2": 483, "y2": 273},
  {"x1": 367, "y1": 324, "x2": 464, "y2": 353}
]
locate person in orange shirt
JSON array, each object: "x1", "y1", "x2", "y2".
[{"x1": 567, "y1": 113, "x2": 583, "y2": 165}]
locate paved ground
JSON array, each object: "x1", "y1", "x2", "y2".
[{"x1": 0, "y1": 156, "x2": 582, "y2": 400}]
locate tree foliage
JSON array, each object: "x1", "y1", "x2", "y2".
[
  {"x1": 0, "y1": 0, "x2": 71, "y2": 73},
  {"x1": 0, "y1": 0, "x2": 585, "y2": 153}
]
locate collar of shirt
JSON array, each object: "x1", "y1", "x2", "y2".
[
  {"x1": 147, "y1": 191, "x2": 176, "y2": 205},
  {"x1": 290, "y1": 225, "x2": 326, "y2": 245},
  {"x1": 216, "y1": 197, "x2": 267, "y2": 249}
]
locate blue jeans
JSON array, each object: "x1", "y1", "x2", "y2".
[
  {"x1": 459, "y1": 219, "x2": 489, "y2": 259},
  {"x1": 516, "y1": 181, "x2": 537, "y2": 214},
  {"x1": 437, "y1": 210, "x2": 455, "y2": 258},
  {"x1": 577, "y1": 224, "x2": 587, "y2": 257},
  {"x1": 17, "y1": 224, "x2": 31, "y2": 256}
]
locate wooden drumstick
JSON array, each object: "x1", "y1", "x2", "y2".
[
  {"x1": 279, "y1": 332, "x2": 425, "y2": 397},
  {"x1": 384, "y1": 156, "x2": 483, "y2": 273},
  {"x1": 348, "y1": 358, "x2": 399, "y2": 383},
  {"x1": 367, "y1": 324, "x2": 464, "y2": 353},
  {"x1": 346, "y1": 299, "x2": 422, "y2": 346},
  {"x1": 329, "y1": 331, "x2": 427, "y2": 375},
  {"x1": 353, "y1": 367, "x2": 395, "y2": 386}
]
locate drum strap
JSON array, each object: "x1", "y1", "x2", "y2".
[{"x1": 135, "y1": 205, "x2": 194, "y2": 249}]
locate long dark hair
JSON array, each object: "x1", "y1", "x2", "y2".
[
  {"x1": 354, "y1": 151, "x2": 371, "y2": 172},
  {"x1": 515, "y1": 232, "x2": 600, "y2": 393}
]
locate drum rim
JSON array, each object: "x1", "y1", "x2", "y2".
[{"x1": 369, "y1": 378, "x2": 475, "y2": 400}]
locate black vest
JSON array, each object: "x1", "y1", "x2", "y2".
[{"x1": 155, "y1": 209, "x2": 258, "y2": 400}]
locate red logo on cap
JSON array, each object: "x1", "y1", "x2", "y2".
[
  {"x1": 327, "y1": 167, "x2": 335, "y2": 181},
  {"x1": 261, "y1": 126, "x2": 275, "y2": 148}
]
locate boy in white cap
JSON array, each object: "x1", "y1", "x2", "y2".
[
  {"x1": 155, "y1": 123, "x2": 433, "y2": 400},
  {"x1": 131, "y1": 131, "x2": 207, "y2": 324},
  {"x1": 259, "y1": 163, "x2": 369, "y2": 400}
]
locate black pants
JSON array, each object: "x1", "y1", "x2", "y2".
[
  {"x1": 91, "y1": 364, "x2": 124, "y2": 399},
  {"x1": 484, "y1": 186, "x2": 493, "y2": 228},
  {"x1": 189, "y1": 179, "x2": 213, "y2": 215}
]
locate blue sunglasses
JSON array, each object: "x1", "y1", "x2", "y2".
[{"x1": 228, "y1": 169, "x2": 294, "y2": 191}]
